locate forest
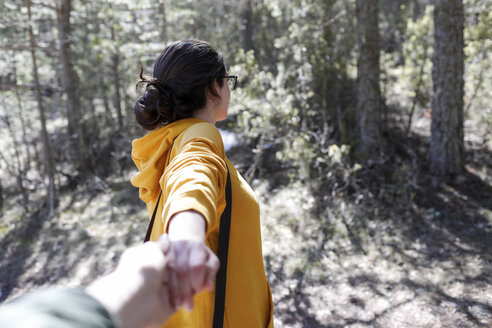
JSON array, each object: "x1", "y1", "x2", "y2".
[{"x1": 0, "y1": 0, "x2": 491, "y2": 326}]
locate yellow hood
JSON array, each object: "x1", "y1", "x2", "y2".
[{"x1": 130, "y1": 118, "x2": 206, "y2": 203}]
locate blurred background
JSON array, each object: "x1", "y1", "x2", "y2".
[{"x1": 0, "y1": 0, "x2": 491, "y2": 326}]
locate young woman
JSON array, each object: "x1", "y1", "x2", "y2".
[{"x1": 131, "y1": 40, "x2": 273, "y2": 327}]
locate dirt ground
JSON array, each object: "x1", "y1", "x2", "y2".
[
  {"x1": 259, "y1": 176, "x2": 492, "y2": 327},
  {"x1": 1, "y1": 130, "x2": 491, "y2": 327}
]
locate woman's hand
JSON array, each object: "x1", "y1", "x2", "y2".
[
  {"x1": 167, "y1": 240, "x2": 219, "y2": 310},
  {"x1": 167, "y1": 211, "x2": 220, "y2": 311}
]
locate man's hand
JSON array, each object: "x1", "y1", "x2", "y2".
[{"x1": 86, "y1": 235, "x2": 174, "y2": 328}]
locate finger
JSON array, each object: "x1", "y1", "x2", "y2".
[
  {"x1": 119, "y1": 243, "x2": 166, "y2": 276},
  {"x1": 204, "y1": 251, "x2": 220, "y2": 291},
  {"x1": 175, "y1": 246, "x2": 193, "y2": 308},
  {"x1": 158, "y1": 234, "x2": 171, "y2": 254},
  {"x1": 161, "y1": 265, "x2": 169, "y2": 285},
  {"x1": 144, "y1": 242, "x2": 167, "y2": 273},
  {"x1": 168, "y1": 266, "x2": 182, "y2": 311},
  {"x1": 115, "y1": 245, "x2": 140, "y2": 270},
  {"x1": 184, "y1": 294, "x2": 194, "y2": 312},
  {"x1": 158, "y1": 282, "x2": 173, "y2": 315},
  {"x1": 166, "y1": 246, "x2": 184, "y2": 310},
  {"x1": 162, "y1": 248, "x2": 176, "y2": 285},
  {"x1": 188, "y1": 246, "x2": 208, "y2": 293}
]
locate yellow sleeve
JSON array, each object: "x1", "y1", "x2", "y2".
[{"x1": 160, "y1": 123, "x2": 227, "y2": 233}]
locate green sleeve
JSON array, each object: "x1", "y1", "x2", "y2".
[{"x1": 0, "y1": 287, "x2": 120, "y2": 328}]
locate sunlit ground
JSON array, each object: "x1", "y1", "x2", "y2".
[{"x1": 1, "y1": 129, "x2": 491, "y2": 327}]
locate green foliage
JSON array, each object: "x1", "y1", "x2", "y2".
[
  {"x1": 381, "y1": 5, "x2": 433, "y2": 124},
  {"x1": 225, "y1": 0, "x2": 362, "y2": 181},
  {"x1": 405, "y1": 7, "x2": 433, "y2": 106},
  {"x1": 228, "y1": 50, "x2": 306, "y2": 174},
  {"x1": 464, "y1": 0, "x2": 492, "y2": 139},
  {"x1": 0, "y1": 0, "x2": 491, "y2": 200},
  {"x1": 1, "y1": 3, "x2": 491, "y2": 325}
]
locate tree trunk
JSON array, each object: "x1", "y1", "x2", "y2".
[
  {"x1": 407, "y1": 41, "x2": 429, "y2": 135},
  {"x1": 112, "y1": 52, "x2": 123, "y2": 129},
  {"x1": 428, "y1": 0, "x2": 465, "y2": 177},
  {"x1": 356, "y1": 0, "x2": 381, "y2": 159},
  {"x1": 12, "y1": 55, "x2": 33, "y2": 169},
  {"x1": 56, "y1": 0, "x2": 78, "y2": 137},
  {"x1": 88, "y1": 97, "x2": 99, "y2": 133},
  {"x1": 27, "y1": 0, "x2": 56, "y2": 215},
  {"x1": 1, "y1": 109, "x2": 29, "y2": 211},
  {"x1": 56, "y1": 0, "x2": 91, "y2": 175},
  {"x1": 0, "y1": 178, "x2": 3, "y2": 214},
  {"x1": 159, "y1": 0, "x2": 168, "y2": 44},
  {"x1": 99, "y1": 73, "x2": 113, "y2": 126},
  {"x1": 413, "y1": 0, "x2": 423, "y2": 20},
  {"x1": 241, "y1": 0, "x2": 254, "y2": 52},
  {"x1": 110, "y1": 26, "x2": 124, "y2": 129}
]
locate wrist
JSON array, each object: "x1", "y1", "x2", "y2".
[
  {"x1": 85, "y1": 274, "x2": 124, "y2": 323},
  {"x1": 168, "y1": 210, "x2": 207, "y2": 243}
]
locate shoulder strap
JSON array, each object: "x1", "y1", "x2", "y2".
[
  {"x1": 143, "y1": 141, "x2": 175, "y2": 243},
  {"x1": 143, "y1": 145, "x2": 233, "y2": 328},
  {"x1": 144, "y1": 190, "x2": 162, "y2": 242},
  {"x1": 212, "y1": 164, "x2": 232, "y2": 328}
]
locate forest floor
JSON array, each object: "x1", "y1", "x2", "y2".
[{"x1": 0, "y1": 121, "x2": 491, "y2": 327}]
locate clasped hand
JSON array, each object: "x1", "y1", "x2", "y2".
[
  {"x1": 166, "y1": 238, "x2": 220, "y2": 311},
  {"x1": 86, "y1": 234, "x2": 219, "y2": 328}
]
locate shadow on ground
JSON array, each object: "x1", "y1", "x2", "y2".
[
  {"x1": 0, "y1": 180, "x2": 147, "y2": 304},
  {"x1": 0, "y1": 206, "x2": 56, "y2": 303},
  {"x1": 257, "y1": 127, "x2": 492, "y2": 327}
]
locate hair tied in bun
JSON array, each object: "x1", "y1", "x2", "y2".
[
  {"x1": 134, "y1": 40, "x2": 226, "y2": 129},
  {"x1": 146, "y1": 82, "x2": 172, "y2": 97}
]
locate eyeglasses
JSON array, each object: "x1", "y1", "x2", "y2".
[{"x1": 224, "y1": 75, "x2": 238, "y2": 91}]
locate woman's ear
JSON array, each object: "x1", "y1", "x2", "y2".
[{"x1": 210, "y1": 81, "x2": 222, "y2": 105}]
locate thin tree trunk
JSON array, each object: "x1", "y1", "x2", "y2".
[
  {"x1": 27, "y1": 0, "x2": 56, "y2": 215},
  {"x1": 407, "y1": 42, "x2": 429, "y2": 135},
  {"x1": 1, "y1": 109, "x2": 29, "y2": 211},
  {"x1": 356, "y1": 0, "x2": 381, "y2": 159},
  {"x1": 112, "y1": 52, "x2": 123, "y2": 129},
  {"x1": 99, "y1": 73, "x2": 112, "y2": 126},
  {"x1": 0, "y1": 178, "x2": 3, "y2": 214},
  {"x1": 14, "y1": 93, "x2": 33, "y2": 169},
  {"x1": 429, "y1": 0, "x2": 465, "y2": 177},
  {"x1": 12, "y1": 55, "x2": 33, "y2": 169},
  {"x1": 57, "y1": 0, "x2": 79, "y2": 138},
  {"x1": 241, "y1": 0, "x2": 254, "y2": 52},
  {"x1": 88, "y1": 97, "x2": 99, "y2": 133},
  {"x1": 413, "y1": 0, "x2": 423, "y2": 20},
  {"x1": 159, "y1": 0, "x2": 168, "y2": 44},
  {"x1": 56, "y1": 0, "x2": 91, "y2": 175},
  {"x1": 464, "y1": 42, "x2": 486, "y2": 114},
  {"x1": 110, "y1": 26, "x2": 124, "y2": 129}
]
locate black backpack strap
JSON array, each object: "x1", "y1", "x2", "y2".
[
  {"x1": 143, "y1": 147, "x2": 233, "y2": 328},
  {"x1": 212, "y1": 164, "x2": 232, "y2": 328},
  {"x1": 144, "y1": 190, "x2": 162, "y2": 242},
  {"x1": 143, "y1": 141, "x2": 175, "y2": 243}
]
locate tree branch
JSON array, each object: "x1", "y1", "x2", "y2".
[
  {"x1": 0, "y1": 83, "x2": 62, "y2": 93},
  {"x1": 321, "y1": 10, "x2": 347, "y2": 28},
  {"x1": 0, "y1": 44, "x2": 56, "y2": 52},
  {"x1": 31, "y1": 1, "x2": 58, "y2": 11}
]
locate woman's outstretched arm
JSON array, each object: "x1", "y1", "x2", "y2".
[{"x1": 167, "y1": 210, "x2": 220, "y2": 311}]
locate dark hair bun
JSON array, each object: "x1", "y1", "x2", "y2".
[
  {"x1": 134, "y1": 82, "x2": 175, "y2": 130},
  {"x1": 134, "y1": 40, "x2": 227, "y2": 130}
]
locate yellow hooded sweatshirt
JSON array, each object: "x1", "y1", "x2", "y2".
[{"x1": 131, "y1": 118, "x2": 273, "y2": 328}]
